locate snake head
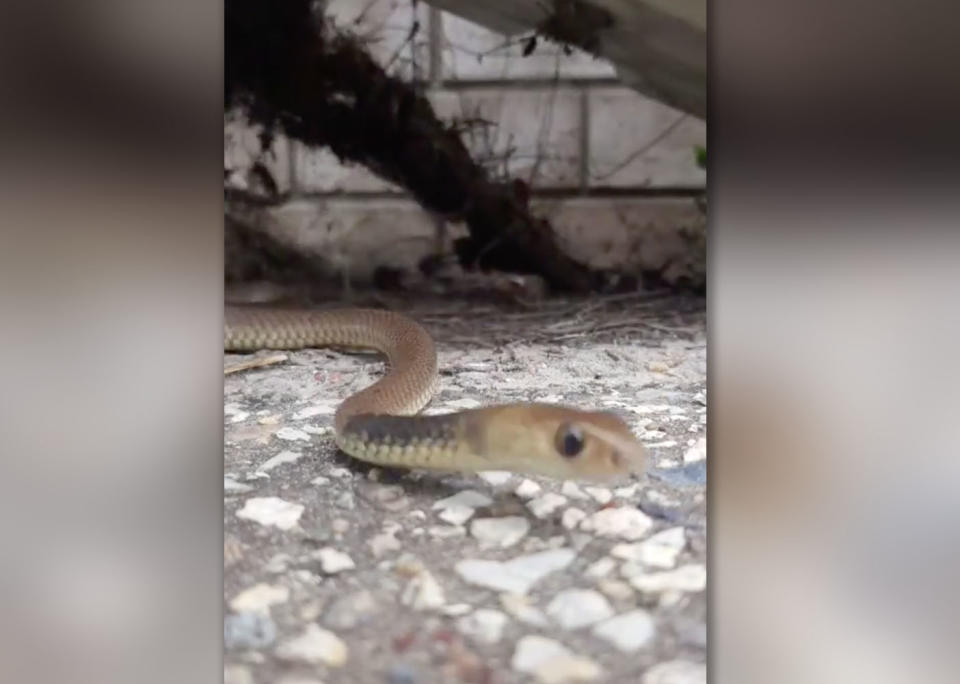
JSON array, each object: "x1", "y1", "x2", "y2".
[{"x1": 473, "y1": 403, "x2": 646, "y2": 483}]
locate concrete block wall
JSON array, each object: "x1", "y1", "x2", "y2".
[{"x1": 225, "y1": 0, "x2": 707, "y2": 286}]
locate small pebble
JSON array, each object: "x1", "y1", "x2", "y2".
[
  {"x1": 500, "y1": 593, "x2": 550, "y2": 627},
  {"x1": 579, "y1": 507, "x2": 653, "y2": 540},
  {"x1": 545, "y1": 589, "x2": 614, "y2": 629},
  {"x1": 630, "y1": 564, "x2": 707, "y2": 593},
  {"x1": 591, "y1": 610, "x2": 656, "y2": 651},
  {"x1": 275, "y1": 427, "x2": 311, "y2": 442},
  {"x1": 528, "y1": 493, "x2": 568, "y2": 519},
  {"x1": 642, "y1": 660, "x2": 706, "y2": 684},
  {"x1": 224, "y1": 477, "x2": 253, "y2": 494},
  {"x1": 583, "y1": 486, "x2": 613, "y2": 505},
  {"x1": 229, "y1": 583, "x2": 289, "y2": 614},
  {"x1": 561, "y1": 507, "x2": 588, "y2": 530},
  {"x1": 561, "y1": 481, "x2": 589, "y2": 500},
  {"x1": 584, "y1": 557, "x2": 616, "y2": 580},
  {"x1": 223, "y1": 665, "x2": 254, "y2": 684},
  {"x1": 478, "y1": 470, "x2": 513, "y2": 486},
  {"x1": 314, "y1": 547, "x2": 355, "y2": 574},
  {"x1": 438, "y1": 504, "x2": 475, "y2": 526},
  {"x1": 275, "y1": 624, "x2": 348, "y2": 667},
  {"x1": 386, "y1": 664, "x2": 418, "y2": 684},
  {"x1": 236, "y1": 497, "x2": 303, "y2": 530},
  {"x1": 328, "y1": 467, "x2": 353, "y2": 479},
  {"x1": 511, "y1": 635, "x2": 601, "y2": 683},
  {"x1": 597, "y1": 579, "x2": 635, "y2": 601},
  {"x1": 456, "y1": 548, "x2": 576, "y2": 594},
  {"x1": 470, "y1": 516, "x2": 530, "y2": 548},
  {"x1": 324, "y1": 589, "x2": 378, "y2": 630},
  {"x1": 257, "y1": 450, "x2": 302, "y2": 472},
  {"x1": 369, "y1": 531, "x2": 402, "y2": 557},
  {"x1": 309, "y1": 475, "x2": 330, "y2": 486},
  {"x1": 401, "y1": 568, "x2": 446, "y2": 611},
  {"x1": 514, "y1": 479, "x2": 542, "y2": 499},
  {"x1": 224, "y1": 612, "x2": 276, "y2": 650},
  {"x1": 456, "y1": 608, "x2": 508, "y2": 644},
  {"x1": 432, "y1": 490, "x2": 492, "y2": 510},
  {"x1": 331, "y1": 518, "x2": 350, "y2": 534},
  {"x1": 428, "y1": 525, "x2": 466, "y2": 539},
  {"x1": 293, "y1": 405, "x2": 328, "y2": 419},
  {"x1": 683, "y1": 437, "x2": 706, "y2": 463}
]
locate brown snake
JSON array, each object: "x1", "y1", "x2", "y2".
[{"x1": 225, "y1": 306, "x2": 646, "y2": 482}]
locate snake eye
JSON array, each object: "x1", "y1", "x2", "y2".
[{"x1": 555, "y1": 423, "x2": 585, "y2": 458}]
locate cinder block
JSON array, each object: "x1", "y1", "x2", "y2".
[
  {"x1": 588, "y1": 87, "x2": 706, "y2": 188},
  {"x1": 539, "y1": 197, "x2": 705, "y2": 283},
  {"x1": 255, "y1": 198, "x2": 438, "y2": 283},
  {"x1": 293, "y1": 143, "x2": 404, "y2": 194},
  {"x1": 325, "y1": 0, "x2": 431, "y2": 80},
  {"x1": 429, "y1": 88, "x2": 582, "y2": 188},
  {"x1": 224, "y1": 116, "x2": 292, "y2": 194},
  {"x1": 438, "y1": 12, "x2": 617, "y2": 81}
]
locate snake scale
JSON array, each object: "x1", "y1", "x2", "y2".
[{"x1": 225, "y1": 306, "x2": 646, "y2": 482}]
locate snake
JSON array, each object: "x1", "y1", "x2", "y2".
[{"x1": 225, "y1": 306, "x2": 646, "y2": 483}]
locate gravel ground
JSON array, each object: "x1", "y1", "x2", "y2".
[{"x1": 224, "y1": 293, "x2": 706, "y2": 684}]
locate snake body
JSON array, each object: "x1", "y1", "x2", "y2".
[{"x1": 225, "y1": 306, "x2": 645, "y2": 482}]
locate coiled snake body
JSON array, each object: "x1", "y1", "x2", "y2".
[{"x1": 225, "y1": 306, "x2": 645, "y2": 482}]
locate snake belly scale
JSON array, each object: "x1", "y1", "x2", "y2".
[{"x1": 225, "y1": 306, "x2": 645, "y2": 482}]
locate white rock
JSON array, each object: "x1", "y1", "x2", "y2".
[
  {"x1": 545, "y1": 589, "x2": 614, "y2": 629},
  {"x1": 536, "y1": 657, "x2": 603, "y2": 684},
  {"x1": 265, "y1": 553, "x2": 292, "y2": 573},
  {"x1": 500, "y1": 593, "x2": 550, "y2": 627},
  {"x1": 401, "y1": 568, "x2": 445, "y2": 611},
  {"x1": 561, "y1": 507, "x2": 588, "y2": 530},
  {"x1": 275, "y1": 624, "x2": 347, "y2": 666},
  {"x1": 511, "y1": 635, "x2": 572, "y2": 672},
  {"x1": 275, "y1": 427, "x2": 311, "y2": 442},
  {"x1": 512, "y1": 635, "x2": 601, "y2": 683},
  {"x1": 258, "y1": 450, "x2": 302, "y2": 472},
  {"x1": 478, "y1": 470, "x2": 513, "y2": 485},
  {"x1": 438, "y1": 504, "x2": 475, "y2": 526},
  {"x1": 236, "y1": 497, "x2": 304, "y2": 530},
  {"x1": 561, "y1": 481, "x2": 589, "y2": 500},
  {"x1": 314, "y1": 548, "x2": 355, "y2": 574},
  {"x1": 528, "y1": 493, "x2": 568, "y2": 519},
  {"x1": 309, "y1": 475, "x2": 330, "y2": 486},
  {"x1": 432, "y1": 490, "x2": 492, "y2": 511},
  {"x1": 470, "y1": 516, "x2": 530, "y2": 548},
  {"x1": 229, "y1": 583, "x2": 290, "y2": 614},
  {"x1": 456, "y1": 548, "x2": 576, "y2": 594},
  {"x1": 224, "y1": 664, "x2": 255, "y2": 684},
  {"x1": 642, "y1": 660, "x2": 706, "y2": 684},
  {"x1": 583, "y1": 487, "x2": 613, "y2": 505},
  {"x1": 229, "y1": 411, "x2": 250, "y2": 424},
  {"x1": 683, "y1": 437, "x2": 706, "y2": 463},
  {"x1": 514, "y1": 479, "x2": 542, "y2": 499},
  {"x1": 224, "y1": 477, "x2": 253, "y2": 493},
  {"x1": 328, "y1": 467, "x2": 353, "y2": 479},
  {"x1": 440, "y1": 603, "x2": 473, "y2": 617},
  {"x1": 293, "y1": 405, "x2": 328, "y2": 420},
  {"x1": 597, "y1": 579, "x2": 635, "y2": 601},
  {"x1": 591, "y1": 610, "x2": 656, "y2": 651},
  {"x1": 302, "y1": 425, "x2": 332, "y2": 435},
  {"x1": 630, "y1": 564, "x2": 707, "y2": 593},
  {"x1": 445, "y1": 397, "x2": 482, "y2": 409},
  {"x1": 456, "y1": 608, "x2": 508, "y2": 644},
  {"x1": 579, "y1": 507, "x2": 653, "y2": 540},
  {"x1": 613, "y1": 484, "x2": 639, "y2": 499},
  {"x1": 428, "y1": 525, "x2": 466, "y2": 539},
  {"x1": 368, "y1": 531, "x2": 402, "y2": 557},
  {"x1": 640, "y1": 527, "x2": 686, "y2": 568},
  {"x1": 584, "y1": 557, "x2": 616, "y2": 580}
]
